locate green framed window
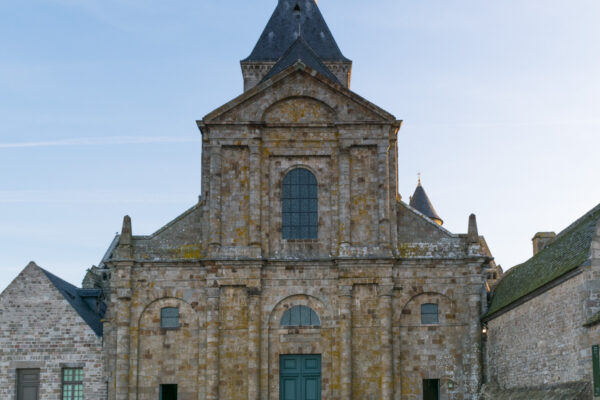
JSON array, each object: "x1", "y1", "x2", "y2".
[
  {"x1": 281, "y1": 305, "x2": 321, "y2": 327},
  {"x1": 161, "y1": 307, "x2": 180, "y2": 329},
  {"x1": 62, "y1": 368, "x2": 83, "y2": 400},
  {"x1": 282, "y1": 168, "x2": 318, "y2": 239},
  {"x1": 421, "y1": 303, "x2": 439, "y2": 325}
]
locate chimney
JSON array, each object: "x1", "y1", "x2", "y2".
[{"x1": 532, "y1": 232, "x2": 556, "y2": 255}]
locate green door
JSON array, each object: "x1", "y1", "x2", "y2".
[{"x1": 280, "y1": 355, "x2": 321, "y2": 400}]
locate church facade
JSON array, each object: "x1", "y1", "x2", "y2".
[
  {"x1": 1, "y1": 1, "x2": 500, "y2": 400},
  {"x1": 102, "y1": 2, "x2": 494, "y2": 399}
]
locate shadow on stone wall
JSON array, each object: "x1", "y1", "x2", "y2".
[{"x1": 480, "y1": 381, "x2": 590, "y2": 400}]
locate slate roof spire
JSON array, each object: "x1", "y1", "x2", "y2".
[
  {"x1": 244, "y1": 0, "x2": 349, "y2": 63},
  {"x1": 241, "y1": 0, "x2": 353, "y2": 91},
  {"x1": 409, "y1": 178, "x2": 444, "y2": 226},
  {"x1": 260, "y1": 36, "x2": 341, "y2": 84}
]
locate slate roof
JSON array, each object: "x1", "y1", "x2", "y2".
[
  {"x1": 409, "y1": 183, "x2": 443, "y2": 224},
  {"x1": 243, "y1": 0, "x2": 350, "y2": 63},
  {"x1": 261, "y1": 36, "x2": 340, "y2": 84},
  {"x1": 485, "y1": 203, "x2": 600, "y2": 318},
  {"x1": 41, "y1": 268, "x2": 105, "y2": 336}
]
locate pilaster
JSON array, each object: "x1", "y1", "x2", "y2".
[
  {"x1": 338, "y1": 146, "x2": 351, "y2": 252},
  {"x1": 206, "y1": 287, "x2": 220, "y2": 400},
  {"x1": 209, "y1": 145, "x2": 223, "y2": 251},
  {"x1": 247, "y1": 287, "x2": 261, "y2": 400},
  {"x1": 339, "y1": 285, "x2": 353, "y2": 400},
  {"x1": 377, "y1": 144, "x2": 391, "y2": 252},
  {"x1": 112, "y1": 263, "x2": 132, "y2": 400},
  {"x1": 249, "y1": 145, "x2": 261, "y2": 251},
  {"x1": 378, "y1": 285, "x2": 394, "y2": 400}
]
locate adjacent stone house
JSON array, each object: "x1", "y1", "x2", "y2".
[
  {"x1": 482, "y1": 203, "x2": 600, "y2": 399},
  {"x1": 0, "y1": 262, "x2": 106, "y2": 399}
]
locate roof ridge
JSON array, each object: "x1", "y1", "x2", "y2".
[
  {"x1": 485, "y1": 202, "x2": 600, "y2": 318},
  {"x1": 554, "y1": 202, "x2": 600, "y2": 241},
  {"x1": 40, "y1": 267, "x2": 104, "y2": 336}
]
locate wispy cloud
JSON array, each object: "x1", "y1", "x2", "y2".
[
  {"x1": 0, "y1": 189, "x2": 194, "y2": 205},
  {"x1": 0, "y1": 136, "x2": 201, "y2": 149}
]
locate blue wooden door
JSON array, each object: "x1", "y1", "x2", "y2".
[{"x1": 280, "y1": 355, "x2": 321, "y2": 400}]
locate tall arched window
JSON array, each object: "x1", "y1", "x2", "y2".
[
  {"x1": 280, "y1": 305, "x2": 321, "y2": 327},
  {"x1": 282, "y1": 168, "x2": 318, "y2": 239}
]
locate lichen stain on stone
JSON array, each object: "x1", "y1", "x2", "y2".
[{"x1": 175, "y1": 245, "x2": 203, "y2": 260}]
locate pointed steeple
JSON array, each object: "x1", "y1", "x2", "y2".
[
  {"x1": 409, "y1": 178, "x2": 444, "y2": 226},
  {"x1": 261, "y1": 36, "x2": 341, "y2": 84},
  {"x1": 241, "y1": 0, "x2": 352, "y2": 91}
]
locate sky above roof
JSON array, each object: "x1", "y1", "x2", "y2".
[{"x1": 1, "y1": 0, "x2": 599, "y2": 292}]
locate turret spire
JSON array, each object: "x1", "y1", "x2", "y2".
[{"x1": 409, "y1": 177, "x2": 443, "y2": 226}]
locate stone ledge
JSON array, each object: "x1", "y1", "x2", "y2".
[{"x1": 480, "y1": 381, "x2": 590, "y2": 400}]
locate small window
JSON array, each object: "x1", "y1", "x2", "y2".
[
  {"x1": 422, "y1": 379, "x2": 440, "y2": 400},
  {"x1": 161, "y1": 307, "x2": 180, "y2": 329},
  {"x1": 62, "y1": 368, "x2": 83, "y2": 400},
  {"x1": 282, "y1": 168, "x2": 318, "y2": 239},
  {"x1": 280, "y1": 305, "x2": 321, "y2": 327},
  {"x1": 421, "y1": 303, "x2": 439, "y2": 325},
  {"x1": 160, "y1": 384, "x2": 178, "y2": 400}
]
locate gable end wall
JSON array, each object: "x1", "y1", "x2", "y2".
[{"x1": 0, "y1": 265, "x2": 105, "y2": 399}]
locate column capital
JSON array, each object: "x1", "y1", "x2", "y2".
[
  {"x1": 338, "y1": 285, "x2": 353, "y2": 297},
  {"x1": 207, "y1": 287, "x2": 220, "y2": 299},
  {"x1": 378, "y1": 285, "x2": 394, "y2": 298}
]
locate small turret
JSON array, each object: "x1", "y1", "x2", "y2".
[{"x1": 409, "y1": 176, "x2": 443, "y2": 226}]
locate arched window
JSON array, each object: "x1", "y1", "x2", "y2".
[
  {"x1": 282, "y1": 168, "x2": 318, "y2": 239},
  {"x1": 280, "y1": 305, "x2": 321, "y2": 327},
  {"x1": 421, "y1": 303, "x2": 439, "y2": 325}
]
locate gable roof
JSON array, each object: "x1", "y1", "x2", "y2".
[
  {"x1": 485, "y1": 203, "x2": 600, "y2": 319},
  {"x1": 261, "y1": 36, "x2": 340, "y2": 84},
  {"x1": 201, "y1": 63, "x2": 398, "y2": 124},
  {"x1": 243, "y1": 0, "x2": 350, "y2": 63},
  {"x1": 409, "y1": 182, "x2": 443, "y2": 225},
  {"x1": 41, "y1": 267, "x2": 105, "y2": 336}
]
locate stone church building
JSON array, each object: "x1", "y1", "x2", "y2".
[{"x1": 1, "y1": 1, "x2": 503, "y2": 399}]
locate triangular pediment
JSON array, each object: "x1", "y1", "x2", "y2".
[{"x1": 201, "y1": 63, "x2": 398, "y2": 125}]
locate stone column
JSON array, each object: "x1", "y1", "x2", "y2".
[
  {"x1": 379, "y1": 285, "x2": 394, "y2": 400},
  {"x1": 247, "y1": 288, "x2": 261, "y2": 400},
  {"x1": 206, "y1": 287, "x2": 220, "y2": 400},
  {"x1": 377, "y1": 144, "x2": 391, "y2": 249},
  {"x1": 113, "y1": 264, "x2": 132, "y2": 400},
  {"x1": 249, "y1": 145, "x2": 261, "y2": 249},
  {"x1": 338, "y1": 147, "x2": 351, "y2": 250},
  {"x1": 339, "y1": 285, "x2": 353, "y2": 400},
  {"x1": 209, "y1": 145, "x2": 223, "y2": 249}
]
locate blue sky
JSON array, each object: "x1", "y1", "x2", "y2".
[{"x1": 1, "y1": 0, "x2": 599, "y2": 292}]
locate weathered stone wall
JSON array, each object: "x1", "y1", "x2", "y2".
[
  {"x1": 0, "y1": 264, "x2": 105, "y2": 399},
  {"x1": 103, "y1": 258, "x2": 484, "y2": 400},
  {"x1": 103, "y1": 63, "x2": 488, "y2": 400},
  {"x1": 486, "y1": 271, "x2": 589, "y2": 389},
  {"x1": 394, "y1": 260, "x2": 484, "y2": 400}
]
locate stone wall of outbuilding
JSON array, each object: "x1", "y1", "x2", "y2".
[
  {"x1": 0, "y1": 263, "x2": 105, "y2": 400},
  {"x1": 485, "y1": 270, "x2": 590, "y2": 391}
]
